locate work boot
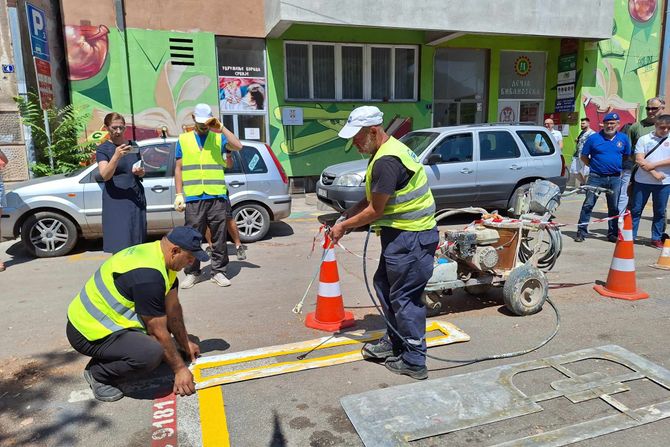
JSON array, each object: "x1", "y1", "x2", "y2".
[
  {"x1": 211, "y1": 272, "x2": 231, "y2": 287},
  {"x1": 608, "y1": 235, "x2": 618, "y2": 243},
  {"x1": 384, "y1": 357, "x2": 428, "y2": 380},
  {"x1": 236, "y1": 245, "x2": 247, "y2": 261},
  {"x1": 181, "y1": 274, "x2": 199, "y2": 289},
  {"x1": 361, "y1": 338, "x2": 395, "y2": 361},
  {"x1": 84, "y1": 369, "x2": 124, "y2": 402},
  {"x1": 573, "y1": 233, "x2": 585, "y2": 242}
]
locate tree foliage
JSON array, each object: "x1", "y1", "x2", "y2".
[{"x1": 14, "y1": 92, "x2": 95, "y2": 177}]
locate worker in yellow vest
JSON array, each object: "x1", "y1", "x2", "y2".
[
  {"x1": 174, "y1": 103, "x2": 243, "y2": 288},
  {"x1": 330, "y1": 106, "x2": 438, "y2": 380},
  {"x1": 66, "y1": 226, "x2": 208, "y2": 402}
]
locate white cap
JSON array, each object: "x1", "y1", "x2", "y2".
[
  {"x1": 193, "y1": 103, "x2": 214, "y2": 123},
  {"x1": 338, "y1": 106, "x2": 384, "y2": 139}
]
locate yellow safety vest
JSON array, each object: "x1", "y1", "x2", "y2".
[
  {"x1": 179, "y1": 131, "x2": 227, "y2": 197},
  {"x1": 67, "y1": 241, "x2": 177, "y2": 341},
  {"x1": 365, "y1": 137, "x2": 436, "y2": 231}
]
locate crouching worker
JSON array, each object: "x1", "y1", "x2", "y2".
[
  {"x1": 66, "y1": 227, "x2": 207, "y2": 402},
  {"x1": 330, "y1": 106, "x2": 439, "y2": 380}
]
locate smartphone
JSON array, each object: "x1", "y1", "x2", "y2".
[{"x1": 127, "y1": 140, "x2": 140, "y2": 154}]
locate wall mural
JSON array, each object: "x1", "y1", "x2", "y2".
[
  {"x1": 581, "y1": 0, "x2": 664, "y2": 128},
  {"x1": 65, "y1": 24, "x2": 218, "y2": 141}
]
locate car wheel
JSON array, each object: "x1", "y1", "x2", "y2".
[
  {"x1": 21, "y1": 211, "x2": 79, "y2": 257},
  {"x1": 233, "y1": 203, "x2": 270, "y2": 243},
  {"x1": 507, "y1": 183, "x2": 532, "y2": 217}
]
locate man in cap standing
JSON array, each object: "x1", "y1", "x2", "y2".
[
  {"x1": 574, "y1": 112, "x2": 631, "y2": 243},
  {"x1": 329, "y1": 106, "x2": 439, "y2": 380},
  {"x1": 66, "y1": 227, "x2": 207, "y2": 402},
  {"x1": 174, "y1": 103, "x2": 243, "y2": 288}
]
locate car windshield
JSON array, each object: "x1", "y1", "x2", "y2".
[
  {"x1": 64, "y1": 166, "x2": 88, "y2": 177},
  {"x1": 399, "y1": 132, "x2": 440, "y2": 156}
]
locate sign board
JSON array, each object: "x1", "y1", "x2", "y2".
[
  {"x1": 26, "y1": 3, "x2": 50, "y2": 61},
  {"x1": 2, "y1": 64, "x2": 14, "y2": 73},
  {"x1": 556, "y1": 84, "x2": 575, "y2": 100},
  {"x1": 498, "y1": 51, "x2": 546, "y2": 100},
  {"x1": 557, "y1": 70, "x2": 576, "y2": 85},
  {"x1": 558, "y1": 54, "x2": 577, "y2": 72},
  {"x1": 34, "y1": 58, "x2": 54, "y2": 109},
  {"x1": 281, "y1": 107, "x2": 304, "y2": 126},
  {"x1": 555, "y1": 98, "x2": 576, "y2": 113}
]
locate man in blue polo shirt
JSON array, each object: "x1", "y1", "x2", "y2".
[{"x1": 574, "y1": 112, "x2": 631, "y2": 242}]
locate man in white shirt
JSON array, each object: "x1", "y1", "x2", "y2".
[
  {"x1": 630, "y1": 114, "x2": 670, "y2": 248},
  {"x1": 570, "y1": 117, "x2": 596, "y2": 185},
  {"x1": 544, "y1": 118, "x2": 564, "y2": 150}
]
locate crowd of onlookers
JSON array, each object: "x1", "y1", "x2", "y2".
[{"x1": 571, "y1": 97, "x2": 670, "y2": 248}]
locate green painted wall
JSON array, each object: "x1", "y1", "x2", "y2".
[{"x1": 267, "y1": 25, "x2": 434, "y2": 177}]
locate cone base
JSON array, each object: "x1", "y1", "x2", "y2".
[
  {"x1": 305, "y1": 311, "x2": 355, "y2": 332},
  {"x1": 594, "y1": 284, "x2": 649, "y2": 301},
  {"x1": 650, "y1": 263, "x2": 670, "y2": 270}
]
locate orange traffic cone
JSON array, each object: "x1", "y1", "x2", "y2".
[
  {"x1": 651, "y1": 239, "x2": 670, "y2": 270},
  {"x1": 594, "y1": 212, "x2": 649, "y2": 300},
  {"x1": 305, "y1": 234, "x2": 355, "y2": 332}
]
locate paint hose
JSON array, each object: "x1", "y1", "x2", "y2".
[{"x1": 360, "y1": 227, "x2": 561, "y2": 365}]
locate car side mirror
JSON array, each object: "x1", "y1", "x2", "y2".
[{"x1": 424, "y1": 154, "x2": 442, "y2": 165}]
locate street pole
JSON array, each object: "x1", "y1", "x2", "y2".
[{"x1": 43, "y1": 109, "x2": 54, "y2": 170}]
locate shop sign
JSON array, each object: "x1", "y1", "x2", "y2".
[
  {"x1": 555, "y1": 98, "x2": 575, "y2": 113},
  {"x1": 557, "y1": 84, "x2": 575, "y2": 100},
  {"x1": 499, "y1": 51, "x2": 546, "y2": 100},
  {"x1": 558, "y1": 54, "x2": 577, "y2": 72},
  {"x1": 557, "y1": 70, "x2": 576, "y2": 85},
  {"x1": 216, "y1": 37, "x2": 267, "y2": 112}
]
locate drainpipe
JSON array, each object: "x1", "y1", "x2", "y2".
[{"x1": 114, "y1": 0, "x2": 136, "y2": 140}]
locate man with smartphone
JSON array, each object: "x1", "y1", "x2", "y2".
[{"x1": 174, "y1": 104, "x2": 243, "y2": 288}]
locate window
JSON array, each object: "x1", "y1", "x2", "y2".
[
  {"x1": 432, "y1": 134, "x2": 474, "y2": 163},
  {"x1": 399, "y1": 132, "x2": 440, "y2": 155},
  {"x1": 517, "y1": 131, "x2": 556, "y2": 156},
  {"x1": 284, "y1": 41, "x2": 418, "y2": 101},
  {"x1": 478, "y1": 131, "x2": 520, "y2": 161},
  {"x1": 239, "y1": 146, "x2": 268, "y2": 175},
  {"x1": 141, "y1": 143, "x2": 173, "y2": 177},
  {"x1": 224, "y1": 151, "x2": 243, "y2": 174}
]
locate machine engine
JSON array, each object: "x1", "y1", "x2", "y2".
[{"x1": 444, "y1": 228, "x2": 501, "y2": 272}]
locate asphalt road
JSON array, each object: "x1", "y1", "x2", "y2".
[{"x1": 1, "y1": 193, "x2": 670, "y2": 447}]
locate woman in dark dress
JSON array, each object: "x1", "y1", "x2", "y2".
[{"x1": 96, "y1": 112, "x2": 147, "y2": 253}]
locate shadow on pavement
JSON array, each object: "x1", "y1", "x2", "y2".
[
  {"x1": 269, "y1": 410, "x2": 288, "y2": 447},
  {"x1": 0, "y1": 350, "x2": 111, "y2": 447}
]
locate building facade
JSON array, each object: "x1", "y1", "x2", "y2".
[{"x1": 56, "y1": 0, "x2": 664, "y2": 190}]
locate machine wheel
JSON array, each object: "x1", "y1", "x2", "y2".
[
  {"x1": 21, "y1": 211, "x2": 79, "y2": 258},
  {"x1": 422, "y1": 292, "x2": 442, "y2": 317},
  {"x1": 233, "y1": 203, "x2": 270, "y2": 243},
  {"x1": 464, "y1": 284, "x2": 492, "y2": 296},
  {"x1": 502, "y1": 264, "x2": 547, "y2": 316}
]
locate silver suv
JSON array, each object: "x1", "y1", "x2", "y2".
[
  {"x1": 1, "y1": 138, "x2": 291, "y2": 257},
  {"x1": 317, "y1": 124, "x2": 567, "y2": 213}
]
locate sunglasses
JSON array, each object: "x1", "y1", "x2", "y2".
[{"x1": 646, "y1": 107, "x2": 660, "y2": 111}]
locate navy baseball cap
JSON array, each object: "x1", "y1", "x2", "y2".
[
  {"x1": 603, "y1": 112, "x2": 620, "y2": 122},
  {"x1": 167, "y1": 226, "x2": 209, "y2": 262}
]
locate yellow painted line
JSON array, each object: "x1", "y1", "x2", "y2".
[
  {"x1": 198, "y1": 387, "x2": 230, "y2": 447},
  {"x1": 67, "y1": 254, "x2": 109, "y2": 262},
  {"x1": 193, "y1": 321, "x2": 469, "y2": 390}
]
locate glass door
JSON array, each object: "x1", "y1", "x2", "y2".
[{"x1": 433, "y1": 48, "x2": 488, "y2": 126}]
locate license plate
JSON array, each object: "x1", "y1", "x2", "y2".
[{"x1": 317, "y1": 187, "x2": 327, "y2": 198}]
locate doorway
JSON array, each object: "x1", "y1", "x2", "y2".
[{"x1": 433, "y1": 48, "x2": 489, "y2": 127}]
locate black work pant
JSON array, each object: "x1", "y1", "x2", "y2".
[
  {"x1": 184, "y1": 198, "x2": 229, "y2": 276},
  {"x1": 66, "y1": 321, "x2": 163, "y2": 385}
]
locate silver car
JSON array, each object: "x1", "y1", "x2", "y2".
[
  {"x1": 317, "y1": 124, "x2": 567, "y2": 213},
  {"x1": 1, "y1": 138, "x2": 291, "y2": 257}
]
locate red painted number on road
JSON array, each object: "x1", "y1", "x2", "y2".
[{"x1": 151, "y1": 394, "x2": 177, "y2": 447}]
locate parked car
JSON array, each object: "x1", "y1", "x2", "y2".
[
  {"x1": 316, "y1": 124, "x2": 567, "y2": 213},
  {"x1": 0, "y1": 138, "x2": 291, "y2": 257}
]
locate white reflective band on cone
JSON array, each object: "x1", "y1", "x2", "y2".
[
  {"x1": 621, "y1": 229, "x2": 633, "y2": 241},
  {"x1": 317, "y1": 281, "x2": 342, "y2": 298},
  {"x1": 610, "y1": 257, "x2": 636, "y2": 272},
  {"x1": 323, "y1": 249, "x2": 336, "y2": 262},
  {"x1": 662, "y1": 247, "x2": 670, "y2": 257}
]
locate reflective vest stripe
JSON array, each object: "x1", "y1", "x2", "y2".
[
  {"x1": 78, "y1": 286, "x2": 127, "y2": 333},
  {"x1": 182, "y1": 179, "x2": 228, "y2": 186},
  {"x1": 384, "y1": 202, "x2": 436, "y2": 220},
  {"x1": 386, "y1": 182, "x2": 430, "y2": 206},
  {"x1": 182, "y1": 164, "x2": 222, "y2": 171},
  {"x1": 92, "y1": 269, "x2": 143, "y2": 325}
]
